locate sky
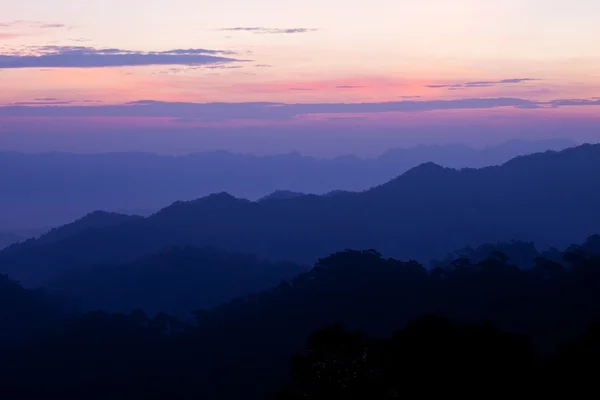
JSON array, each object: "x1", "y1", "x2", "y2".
[{"x1": 1, "y1": 0, "x2": 599, "y2": 156}]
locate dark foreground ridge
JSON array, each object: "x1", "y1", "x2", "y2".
[{"x1": 1, "y1": 235, "x2": 599, "y2": 399}]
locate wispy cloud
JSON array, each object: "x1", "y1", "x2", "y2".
[
  {"x1": 0, "y1": 46, "x2": 243, "y2": 69},
  {"x1": 426, "y1": 78, "x2": 538, "y2": 90},
  {"x1": 426, "y1": 84, "x2": 464, "y2": 89},
  {"x1": 204, "y1": 64, "x2": 243, "y2": 69},
  {"x1": 219, "y1": 27, "x2": 317, "y2": 34},
  {"x1": 0, "y1": 20, "x2": 67, "y2": 29},
  {"x1": 289, "y1": 88, "x2": 313, "y2": 91},
  {"x1": 38, "y1": 23, "x2": 67, "y2": 29},
  {"x1": 69, "y1": 37, "x2": 92, "y2": 43},
  {"x1": 1, "y1": 20, "x2": 69, "y2": 40},
  {"x1": 3, "y1": 96, "x2": 598, "y2": 122},
  {"x1": 325, "y1": 116, "x2": 368, "y2": 121},
  {"x1": 0, "y1": 33, "x2": 20, "y2": 40},
  {"x1": 12, "y1": 101, "x2": 74, "y2": 105},
  {"x1": 547, "y1": 98, "x2": 600, "y2": 107},
  {"x1": 335, "y1": 85, "x2": 364, "y2": 89},
  {"x1": 0, "y1": 97, "x2": 544, "y2": 121}
]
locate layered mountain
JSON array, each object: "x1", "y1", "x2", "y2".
[
  {"x1": 0, "y1": 139, "x2": 576, "y2": 229},
  {"x1": 0, "y1": 232, "x2": 21, "y2": 250},
  {"x1": 258, "y1": 190, "x2": 307, "y2": 202},
  {"x1": 3, "y1": 211, "x2": 142, "y2": 254},
  {"x1": 1, "y1": 143, "x2": 599, "y2": 287},
  {"x1": 0, "y1": 273, "x2": 76, "y2": 347},
  {"x1": 46, "y1": 246, "x2": 306, "y2": 317}
]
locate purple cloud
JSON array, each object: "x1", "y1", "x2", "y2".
[
  {"x1": 498, "y1": 78, "x2": 538, "y2": 84},
  {"x1": 426, "y1": 78, "x2": 538, "y2": 90},
  {"x1": 12, "y1": 101, "x2": 73, "y2": 105},
  {"x1": 0, "y1": 46, "x2": 242, "y2": 69},
  {"x1": 0, "y1": 20, "x2": 67, "y2": 29},
  {"x1": 0, "y1": 97, "x2": 542, "y2": 121},
  {"x1": 426, "y1": 84, "x2": 464, "y2": 89},
  {"x1": 219, "y1": 27, "x2": 317, "y2": 34},
  {"x1": 204, "y1": 64, "x2": 243, "y2": 69},
  {"x1": 547, "y1": 98, "x2": 600, "y2": 107},
  {"x1": 325, "y1": 116, "x2": 368, "y2": 121},
  {"x1": 38, "y1": 23, "x2": 66, "y2": 29},
  {"x1": 335, "y1": 85, "x2": 364, "y2": 89}
]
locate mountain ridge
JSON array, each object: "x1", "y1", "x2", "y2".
[
  {"x1": 0, "y1": 139, "x2": 578, "y2": 230},
  {"x1": 1, "y1": 143, "x2": 599, "y2": 287}
]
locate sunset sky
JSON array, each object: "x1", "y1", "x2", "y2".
[{"x1": 1, "y1": 0, "x2": 599, "y2": 155}]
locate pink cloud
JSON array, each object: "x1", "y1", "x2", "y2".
[
  {"x1": 0, "y1": 32, "x2": 21, "y2": 40},
  {"x1": 2, "y1": 106, "x2": 600, "y2": 143}
]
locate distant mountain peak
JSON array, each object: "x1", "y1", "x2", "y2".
[
  {"x1": 368, "y1": 161, "x2": 457, "y2": 193},
  {"x1": 82, "y1": 210, "x2": 130, "y2": 219},
  {"x1": 501, "y1": 142, "x2": 600, "y2": 168},
  {"x1": 259, "y1": 190, "x2": 306, "y2": 202},
  {"x1": 402, "y1": 161, "x2": 451, "y2": 176},
  {"x1": 205, "y1": 192, "x2": 239, "y2": 200},
  {"x1": 155, "y1": 192, "x2": 249, "y2": 218},
  {"x1": 0, "y1": 209, "x2": 142, "y2": 255}
]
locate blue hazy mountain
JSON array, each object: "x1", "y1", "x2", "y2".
[
  {"x1": 1, "y1": 143, "x2": 597, "y2": 288},
  {"x1": 0, "y1": 139, "x2": 575, "y2": 230}
]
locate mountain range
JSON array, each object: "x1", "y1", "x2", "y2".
[
  {"x1": 0, "y1": 139, "x2": 576, "y2": 230},
  {"x1": 1, "y1": 143, "x2": 599, "y2": 289}
]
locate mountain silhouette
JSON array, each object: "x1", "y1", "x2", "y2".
[
  {"x1": 3, "y1": 211, "x2": 142, "y2": 254},
  {"x1": 1, "y1": 236, "x2": 600, "y2": 399},
  {"x1": 0, "y1": 139, "x2": 576, "y2": 230},
  {"x1": 259, "y1": 190, "x2": 307, "y2": 202},
  {"x1": 45, "y1": 246, "x2": 306, "y2": 317},
  {"x1": 0, "y1": 232, "x2": 21, "y2": 250},
  {"x1": 1, "y1": 143, "x2": 598, "y2": 287}
]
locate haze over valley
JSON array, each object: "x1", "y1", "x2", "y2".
[{"x1": 2, "y1": 1, "x2": 600, "y2": 398}]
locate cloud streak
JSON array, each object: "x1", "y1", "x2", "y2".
[
  {"x1": 547, "y1": 98, "x2": 600, "y2": 107},
  {"x1": 0, "y1": 46, "x2": 242, "y2": 69},
  {"x1": 219, "y1": 27, "x2": 317, "y2": 34},
  {"x1": 0, "y1": 97, "x2": 547, "y2": 121},
  {"x1": 0, "y1": 20, "x2": 67, "y2": 29},
  {"x1": 426, "y1": 78, "x2": 538, "y2": 90},
  {"x1": 0, "y1": 33, "x2": 21, "y2": 40},
  {"x1": 2, "y1": 97, "x2": 598, "y2": 122},
  {"x1": 12, "y1": 101, "x2": 74, "y2": 105}
]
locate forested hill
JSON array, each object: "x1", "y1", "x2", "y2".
[
  {"x1": 1, "y1": 236, "x2": 600, "y2": 398},
  {"x1": 0, "y1": 139, "x2": 575, "y2": 229},
  {"x1": 1, "y1": 143, "x2": 599, "y2": 287}
]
